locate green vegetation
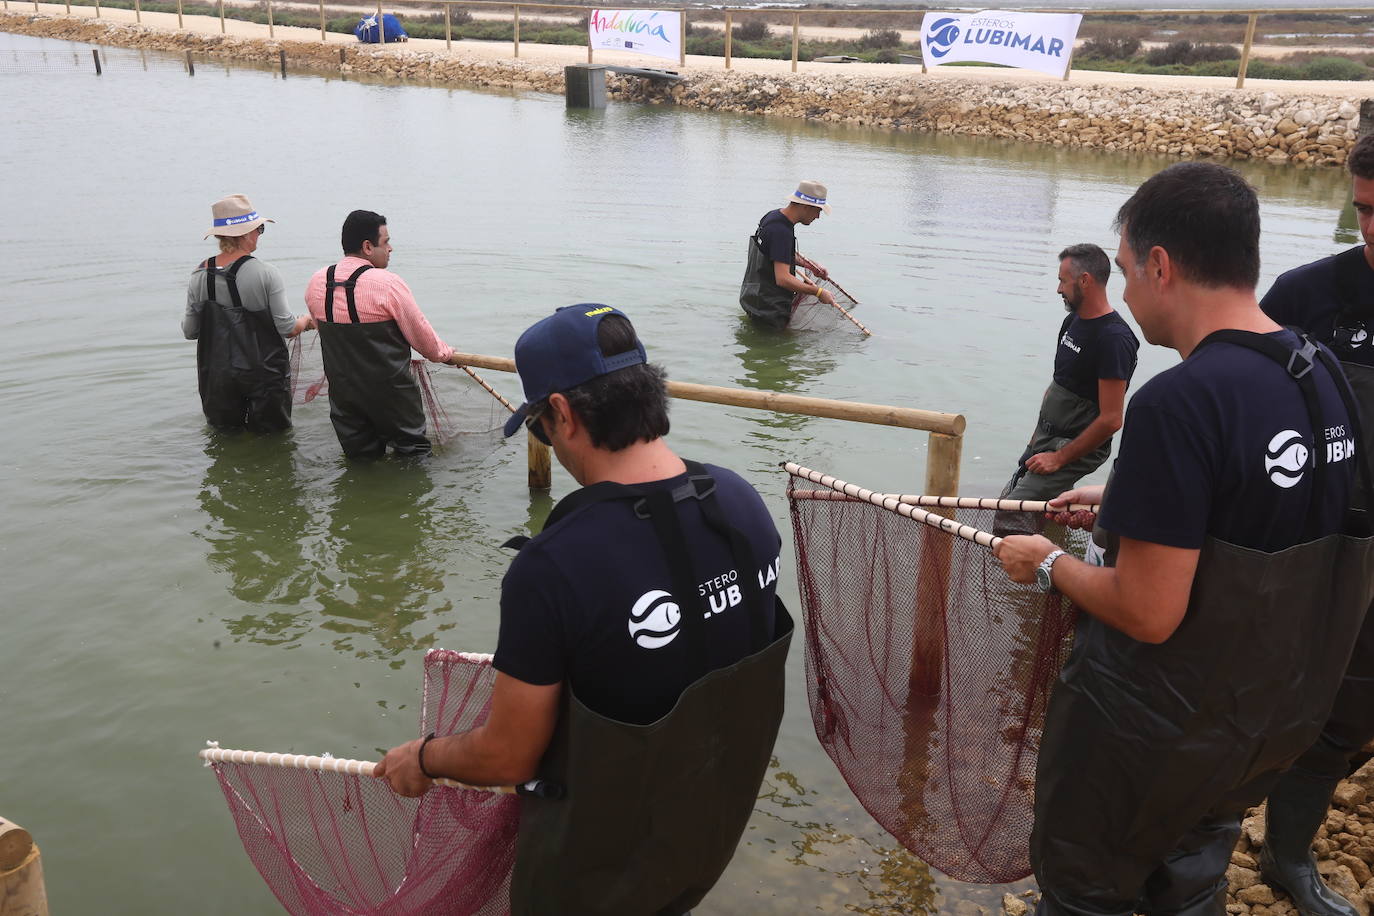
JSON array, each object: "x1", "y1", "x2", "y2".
[{"x1": 1076, "y1": 37, "x2": 1372, "y2": 81}]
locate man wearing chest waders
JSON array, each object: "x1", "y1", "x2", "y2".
[
  {"x1": 995, "y1": 244, "x2": 1138, "y2": 535},
  {"x1": 304, "y1": 210, "x2": 463, "y2": 458},
  {"x1": 739, "y1": 180, "x2": 838, "y2": 328},
  {"x1": 183, "y1": 194, "x2": 313, "y2": 433},
  {"x1": 1251, "y1": 131, "x2": 1374, "y2": 916},
  {"x1": 375, "y1": 305, "x2": 793, "y2": 916},
  {"x1": 994, "y1": 162, "x2": 1374, "y2": 916}
]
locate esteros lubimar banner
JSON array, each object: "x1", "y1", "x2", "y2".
[
  {"x1": 588, "y1": 9, "x2": 682, "y2": 61},
  {"x1": 920, "y1": 10, "x2": 1083, "y2": 77}
]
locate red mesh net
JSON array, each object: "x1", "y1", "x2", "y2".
[
  {"x1": 208, "y1": 651, "x2": 519, "y2": 915},
  {"x1": 289, "y1": 335, "x2": 507, "y2": 445},
  {"x1": 787, "y1": 477, "x2": 1082, "y2": 883},
  {"x1": 790, "y1": 252, "x2": 863, "y2": 333}
]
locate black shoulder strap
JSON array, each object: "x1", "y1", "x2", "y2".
[
  {"x1": 322, "y1": 263, "x2": 373, "y2": 323},
  {"x1": 222, "y1": 255, "x2": 250, "y2": 311},
  {"x1": 684, "y1": 460, "x2": 768, "y2": 653},
  {"x1": 1197, "y1": 329, "x2": 1371, "y2": 538},
  {"x1": 203, "y1": 257, "x2": 218, "y2": 304}
]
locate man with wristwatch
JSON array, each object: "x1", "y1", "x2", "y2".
[{"x1": 994, "y1": 163, "x2": 1373, "y2": 916}]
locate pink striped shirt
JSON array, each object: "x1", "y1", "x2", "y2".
[{"x1": 304, "y1": 256, "x2": 454, "y2": 363}]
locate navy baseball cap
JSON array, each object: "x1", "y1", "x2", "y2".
[{"x1": 502, "y1": 304, "x2": 648, "y2": 438}]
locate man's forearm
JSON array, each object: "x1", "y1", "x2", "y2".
[
  {"x1": 1054, "y1": 414, "x2": 1121, "y2": 465},
  {"x1": 423, "y1": 724, "x2": 537, "y2": 787},
  {"x1": 1048, "y1": 555, "x2": 1175, "y2": 644}
]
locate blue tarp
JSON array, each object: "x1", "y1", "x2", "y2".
[{"x1": 354, "y1": 13, "x2": 407, "y2": 43}]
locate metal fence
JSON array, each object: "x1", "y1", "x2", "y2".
[{"x1": 8, "y1": 0, "x2": 1373, "y2": 87}]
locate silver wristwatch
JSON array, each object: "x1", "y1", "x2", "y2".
[{"x1": 1036, "y1": 549, "x2": 1067, "y2": 593}]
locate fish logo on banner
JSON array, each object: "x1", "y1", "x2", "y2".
[{"x1": 919, "y1": 9, "x2": 1083, "y2": 77}]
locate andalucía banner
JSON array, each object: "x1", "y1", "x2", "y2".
[
  {"x1": 920, "y1": 10, "x2": 1082, "y2": 77},
  {"x1": 588, "y1": 9, "x2": 682, "y2": 61}
]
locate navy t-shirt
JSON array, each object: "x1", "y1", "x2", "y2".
[
  {"x1": 1261, "y1": 246, "x2": 1374, "y2": 368},
  {"x1": 756, "y1": 210, "x2": 796, "y2": 269},
  {"x1": 1099, "y1": 329, "x2": 1356, "y2": 553},
  {"x1": 1051, "y1": 311, "x2": 1140, "y2": 403},
  {"x1": 493, "y1": 464, "x2": 782, "y2": 726}
]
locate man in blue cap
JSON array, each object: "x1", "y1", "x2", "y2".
[{"x1": 377, "y1": 305, "x2": 793, "y2": 916}]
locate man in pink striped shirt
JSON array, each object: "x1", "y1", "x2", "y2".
[{"x1": 305, "y1": 210, "x2": 461, "y2": 458}]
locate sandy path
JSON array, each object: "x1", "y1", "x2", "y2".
[{"x1": 19, "y1": 2, "x2": 1374, "y2": 100}]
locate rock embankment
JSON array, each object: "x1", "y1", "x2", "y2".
[
  {"x1": 618, "y1": 73, "x2": 1367, "y2": 167},
  {"x1": 4, "y1": 11, "x2": 1368, "y2": 166}
]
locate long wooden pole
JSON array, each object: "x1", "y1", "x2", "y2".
[
  {"x1": 200, "y1": 745, "x2": 516, "y2": 794},
  {"x1": 445, "y1": 3, "x2": 451, "y2": 50},
  {"x1": 678, "y1": 8, "x2": 685, "y2": 66},
  {"x1": 724, "y1": 9, "x2": 731, "y2": 69},
  {"x1": 1236, "y1": 12, "x2": 1258, "y2": 88},
  {"x1": 267, "y1": 0, "x2": 274, "y2": 38},
  {"x1": 791, "y1": 11, "x2": 798, "y2": 73},
  {"x1": 790, "y1": 491, "x2": 1099, "y2": 512},
  {"x1": 319, "y1": 0, "x2": 325, "y2": 42},
  {"x1": 218, "y1": 0, "x2": 225, "y2": 34},
  {"x1": 176, "y1": 0, "x2": 182, "y2": 28},
  {"x1": 514, "y1": 5, "x2": 521, "y2": 57},
  {"x1": 446, "y1": 351, "x2": 965, "y2": 436},
  {"x1": 456, "y1": 365, "x2": 517, "y2": 413}
]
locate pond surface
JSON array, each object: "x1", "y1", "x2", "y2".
[{"x1": 0, "y1": 30, "x2": 1360, "y2": 914}]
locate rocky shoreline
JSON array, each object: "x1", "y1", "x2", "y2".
[{"x1": 6, "y1": 11, "x2": 1371, "y2": 167}]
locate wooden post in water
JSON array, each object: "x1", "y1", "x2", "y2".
[
  {"x1": 790, "y1": 12, "x2": 798, "y2": 73},
  {"x1": 514, "y1": 5, "x2": 521, "y2": 58},
  {"x1": 528, "y1": 431, "x2": 551, "y2": 490},
  {"x1": 1236, "y1": 13, "x2": 1257, "y2": 89},
  {"x1": 678, "y1": 8, "x2": 685, "y2": 67},
  {"x1": 267, "y1": 0, "x2": 274, "y2": 38},
  {"x1": 909, "y1": 430, "x2": 963, "y2": 698},
  {"x1": 186, "y1": 48, "x2": 195, "y2": 74},
  {"x1": 723, "y1": 10, "x2": 731, "y2": 70},
  {"x1": 444, "y1": 4, "x2": 450, "y2": 51},
  {"x1": 279, "y1": 48, "x2": 286, "y2": 77},
  {"x1": 0, "y1": 817, "x2": 48, "y2": 916},
  {"x1": 91, "y1": 47, "x2": 101, "y2": 72}
]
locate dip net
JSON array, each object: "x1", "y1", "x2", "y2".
[
  {"x1": 290, "y1": 335, "x2": 509, "y2": 446},
  {"x1": 791, "y1": 253, "x2": 868, "y2": 335},
  {"x1": 202, "y1": 650, "x2": 520, "y2": 915},
  {"x1": 785, "y1": 463, "x2": 1084, "y2": 883}
]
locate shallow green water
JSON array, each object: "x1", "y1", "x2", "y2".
[{"x1": 0, "y1": 31, "x2": 1361, "y2": 913}]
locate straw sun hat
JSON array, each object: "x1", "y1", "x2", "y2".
[
  {"x1": 785, "y1": 180, "x2": 832, "y2": 214},
  {"x1": 204, "y1": 194, "x2": 274, "y2": 238}
]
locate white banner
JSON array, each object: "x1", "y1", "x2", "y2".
[
  {"x1": 588, "y1": 9, "x2": 682, "y2": 62},
  {"x1": 920, "y1": 10, "x2": 1082, "y2": 77}
]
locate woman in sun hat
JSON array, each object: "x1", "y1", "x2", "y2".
[{"x1": 182, "y1": 194, "x2": 313, "y2": 433}]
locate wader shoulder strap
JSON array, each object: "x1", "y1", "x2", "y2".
[
  {"x1": 642, "y1": 487, "x2": 710, "y2": 679},
  {"x1": 322, "y1": 264, "x2": 373, "y2": 323},
  {"x1": 202, "y1": 257, "x2": 217, "y2": 304},
  {"x1": 684, "y1": 460, "x2": 769, "y2": 653},
  {"x1": 1197, "y1": 329, "x2": 1371, "y2": 539},
  {"x1": 222, "y1": 255, "x2": 250, "y2": 311}
]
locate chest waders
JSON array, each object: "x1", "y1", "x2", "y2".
[
  {"x1": 1033, "y1": 331, "x2": 1374, "y2": 916},
  {"x1": 995, "y1": 381, "x2": 1113, "y2": 534},
  {"x1": 314, "y1": 264, "x2": 430, "y2": 459},
  {"x1": 193, "y1": 255, "x2": 291, "y2": 433},
  {"x1": 1262, "y1": 250, "x2": 1374, "y2": 916},
  {"x1": 739, "y1": 216, "x2": 796, "y2": 329},
  {"x1": 505, "y1": 461, "x2": 793, "y2": 916}
]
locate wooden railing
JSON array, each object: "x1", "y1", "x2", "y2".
[
  {"x1": 449, "y1": 351, "x2": 966, "y2": 496},
  {"x1": 22, "y1": 0, "x2": 1374, "y2": 89}
]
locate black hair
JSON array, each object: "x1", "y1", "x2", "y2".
[
  {"x1": 545, "y1": 314, "x2": 671, "y2": 452},
  {"x1": 341, "y1": 210, "x2": 386, "y2": 255},
  {"x1": 1058, "y1": 243, "x2": 1111, "y2": 286},
  {"x1": 1350, "y1": 132, "x2": 1374, "y2": 181},
  {"x1": 1113, "y1": 162, "x2": 1260, "y2": 290}
]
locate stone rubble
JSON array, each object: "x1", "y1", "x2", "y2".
[{"x1": 5, "y1": 11, "x2": 1367, "y2": 168}]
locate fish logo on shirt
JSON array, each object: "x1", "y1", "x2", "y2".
[
  {"x1": 628, "y1": 589, "x2": 681, "y2": 649},
  {"x1": 1264, "y1": 430, "x2": 1310, "y2": 489}
]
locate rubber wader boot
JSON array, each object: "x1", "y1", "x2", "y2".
[{"x1": 1259, "y1": 773, "x2": 1359, "y2": 916}]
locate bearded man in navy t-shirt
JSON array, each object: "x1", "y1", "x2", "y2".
[
  {"x1": 376, "y1": 306, "x2": 793, "y2": 916},
  {"x1": 1251, "y1": 131, "x2": 1374, "y2": 916},
  {"x1": 995, "y1": 163, "x2": 1374, "y2": 916},
  {"x1": 998, "y1": 242, "x2": 1139, "y2": 530}
]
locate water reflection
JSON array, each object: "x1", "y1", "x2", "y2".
[
  {"x1": 1335, "y1": 199, "x2": 1361, "y2": 246},
  {"x1": 197, "y1": 432, "x2": 314, "y2": 608},
  {"x1": 316, "y1": 461, "x2": 456, "y2": 664}
]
